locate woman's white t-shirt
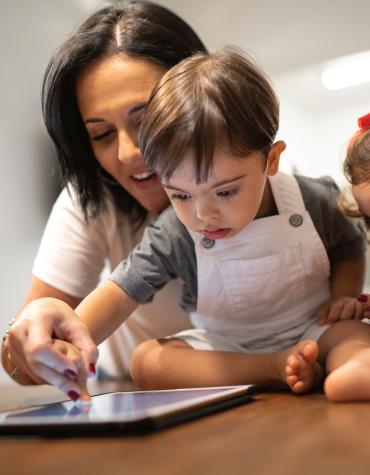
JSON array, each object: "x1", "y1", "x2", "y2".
[{"x1": 32, "y1": 188, "x2": 191, "y2": 377}]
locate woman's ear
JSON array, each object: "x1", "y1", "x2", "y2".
[{"x1": 266, "y1": 140, "x2": 286, "y2": 176}]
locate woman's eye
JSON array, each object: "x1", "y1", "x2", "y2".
[
  {"x1": 217, "y1": 189, "x2": 237, "y2": 199},
  {"x1": 171, "y1": 193, "x2": 190, "y2": 201},
  {"x1": 91, "y1": 130, "x2": 114, "y2": 142}
]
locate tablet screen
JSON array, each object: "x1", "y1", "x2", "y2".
[{"x1": 0, "y1": 385, "x2": 254, "y2": 430}]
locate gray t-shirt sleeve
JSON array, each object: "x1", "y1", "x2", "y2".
[
  {"x1": 296, "y1": 174, "x2": 366, "y2": 263},
  {"x1": 110, "y1": 207, "x2": 197, "y2": 310}
]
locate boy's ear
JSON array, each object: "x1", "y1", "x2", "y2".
[{"x1": 266, "y1": 140, "x2": 286, "y2": 176}]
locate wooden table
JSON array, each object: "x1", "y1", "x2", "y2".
[{"x1": 1, "y1": 381, "x2": 370, "y2": 475}]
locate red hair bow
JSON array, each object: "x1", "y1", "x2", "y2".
[{"x1": 358, "y1": 113, "x2": 370, "y2": 129}]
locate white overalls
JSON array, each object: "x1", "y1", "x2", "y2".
[{"x1": 172, "y1": 172, "x2": 331, "y2": 353}]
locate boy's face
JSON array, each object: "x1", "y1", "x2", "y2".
[{"x1": 161, "y1": 143, "x2": 284, "y2": 239}]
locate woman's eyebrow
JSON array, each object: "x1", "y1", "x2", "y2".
[
  {"x1": 84, "y1": 103, "x2": 147, "y2": 124},
  {"x1": 85, "y1": 117, "x2": 105, "y2": 124}
]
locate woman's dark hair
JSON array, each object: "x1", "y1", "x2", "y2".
[
  {"x1": 140, "y1": 47, "x2": 279, "y2": 183},
  {"x1": 42, "y1": 1, "x2": 207, "y2": 222}
]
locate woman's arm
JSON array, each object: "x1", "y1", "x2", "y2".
[{"x1": 22, "y1": 275, "x2": 83, "y2": 309}]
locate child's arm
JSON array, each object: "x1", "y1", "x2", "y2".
[
  {"x1": 317, "y1": 253, "x2": 366, "y2": 324},
  {"x1": 75, "y1": 280, "x2": 139, "y2": 344}
]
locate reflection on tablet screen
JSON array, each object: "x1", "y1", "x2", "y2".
[{"x1": 2, "y1": 386, "x2": 251, "y2": 424}]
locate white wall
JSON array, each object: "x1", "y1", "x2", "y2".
[
  {"x1": 0, "y1": 1, "x2": 96, "y2": 382},
  {"x1": 275, "y1": 66, "x2": 370, "y2": 186}
]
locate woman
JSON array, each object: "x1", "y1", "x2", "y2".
[{"x1": 2, "y1": 1, "x2": 207, "y2": 389}]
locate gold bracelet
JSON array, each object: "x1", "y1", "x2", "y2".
[{"x1": 2, "y1": 318, "x2": 22, "y2": 380}]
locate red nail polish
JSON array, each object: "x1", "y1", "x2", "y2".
[
  {"x1": 64, "y1": 369, "x2": 77, "y2": 380},
  {"x1": 357, "y1": 294, "x2": 368, "y2": 303},
  {"x1": 67, "y1": 390, "x2": 80, "y2": 401},
  {"x1": 89, "y1": 363, "x2": 96, "y2": 374}
]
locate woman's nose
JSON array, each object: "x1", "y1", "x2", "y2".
[{"x1": 117, "y1": 131, "x2": 142, "y2": 165}]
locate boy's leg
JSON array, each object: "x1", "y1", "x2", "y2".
[
  {"x1": 130, "y1": 337, "x2": 323, "y2": 392},
  {"x1": 317, "y1": 320, "x2": 370, "y2": 401}
]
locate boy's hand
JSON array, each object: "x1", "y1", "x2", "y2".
[{"x1": 316, "y1": 296, "x2": 365, "y2": 325}]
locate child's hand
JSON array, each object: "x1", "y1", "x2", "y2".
[
  {"x1": 358, "y1": 293, "x2": 370, "y2": 319},
  {"x1": 316, "y1": 296, "x2": 365, "y2": 325}
]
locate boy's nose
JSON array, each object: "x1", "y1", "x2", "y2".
[{"x1": 196, "y1": 201, "x2": 219, "y2": 222}]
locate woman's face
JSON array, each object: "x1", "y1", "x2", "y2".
[{"x1": 76, "y1": 54, "x2": 169, "y2": 214}]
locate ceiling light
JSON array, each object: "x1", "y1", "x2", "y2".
[{"x1": 321, "y1": 50, "x2": 370, "y2": 90}]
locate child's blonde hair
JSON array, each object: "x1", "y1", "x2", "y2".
[{"x1": 341, "y1": 113, "x2": 370, "y2": 228}]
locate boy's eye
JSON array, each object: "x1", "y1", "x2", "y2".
[
  {"x1": 91, "y1": 130, "x2": 114, "y2": 142},
  {"x1": 217, "y1": 189, "x2": 237, "y2": 199},
  {"x1": 171, "y1": 193, "x2": 190, "y2": 201}
]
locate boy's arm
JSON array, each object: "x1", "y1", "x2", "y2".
[
  {"x1": 317, "y1": 253, "x2": 366, "y2": 324},
  {"x1": 75, "y1": 280, "x2": 138, "y2": 345}
]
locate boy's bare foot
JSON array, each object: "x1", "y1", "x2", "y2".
[
  {"x1": 324, "y1": 347, "x2": 370, "y2": 402},
  {"x1": 283, "y1": 340, "x2": 323, "y2": 394}
]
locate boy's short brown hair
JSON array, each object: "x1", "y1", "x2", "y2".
[{"x1": 139, "y1": 47, "x2": 280, "y2": 182}]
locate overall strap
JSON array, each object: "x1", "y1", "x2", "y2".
[{"x1": 269, "y1": 172, "x2": 306, "y2": 214}]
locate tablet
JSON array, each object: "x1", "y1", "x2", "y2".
[{"x1": 0, "y1": 385, "x2": 255, "y2": 436}]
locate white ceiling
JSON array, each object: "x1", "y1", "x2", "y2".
[
  {"x1": 157, "y1": 0, "x2": 370, "y2": 75},
  {"x1": 152, "y1": 0, "x2": 370, "y2": 114}
]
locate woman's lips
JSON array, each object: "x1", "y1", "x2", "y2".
[
  {"x1": 203, "y1": 228, "x2": 231, "y2": 239},
  {"x1": 130, "y1": 171, "x2": 158, "y2": 189}
]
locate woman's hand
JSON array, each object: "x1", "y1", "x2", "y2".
[
  {"x1": 316, "y1": 295, "x2": 366, "y2": 325},
  {"x1": 2, "y1": 297, "x2": 98, "y2": 400}
]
